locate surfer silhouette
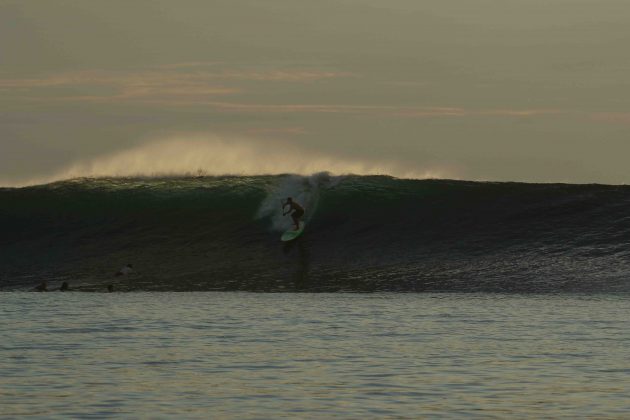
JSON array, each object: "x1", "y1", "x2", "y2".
[
  {"x1": 282, "y1": 197, "x2": 305, "y2": 230},
  {"x1": 34, "y1": 280, "x2": 48, "y2": 292},
  {"x1": 116, "y1": 264, "x2": 133, "y2": 276}
]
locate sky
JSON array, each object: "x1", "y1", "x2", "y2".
[{"x1": 1, "y1": 0, "x2": 630, "y2": 186}]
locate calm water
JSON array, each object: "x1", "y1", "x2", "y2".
[{"x1": 1, "y1": 293, "x2": 630, "y2": 418}]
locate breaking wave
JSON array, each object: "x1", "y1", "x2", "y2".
[{"x1": 2, "y1": 174, "x2": 630, "y2": 292}]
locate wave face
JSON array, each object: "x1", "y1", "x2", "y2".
[{"x1": 2, "y1": 174, "x2": 630, "y2": 292}]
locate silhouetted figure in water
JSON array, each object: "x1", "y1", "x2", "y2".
[
  {"x1": 59, "y1": 281, "x2": 69, "y2": 292},
  {"x1": 115, "y1": 264, "x2": 133, "y2": 276},
  {"x1": 107, "y1": 284, "x2": 114, "y2": 293},
  {"x1": 282, "y1": 197, "x2": 305, "y2": 230},
  {"x1": 34, "y1": 281, "x2": 48, "y2": 292}
]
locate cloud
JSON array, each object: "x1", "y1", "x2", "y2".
[
  {"x1": 0, "y1": 65, "x2": 564, "y2": 118},
  {"x1": 0, "y1": 65, "x2": 352, "y2": 105},
  {"x1": 590, "y1": 112, "x2": 630, "y2": 125},
  {"x1": 198, "y1": 102, "x2": 564, "y2": 119},
  {"x1": 245, "y1": 127, "x2": 309, "y2": 136},
  {"x1": 217, "y1": 69, "x2": 352, "y2": 82},
  {"x1": 7, "y1": 134, "x2": 453, "y2": 187},
  {"x1": 389, "y1": 107, "x2": 564, "y2": 118},
  {"x1": 154, "y1": 61, "x2": 223, "y2": 69},
  {"x1": 478, "y1": 109, "x2": 564, "y2": 117},
  {"x1": 0, "y1": 69, "x2": 240, "y2": 105}
]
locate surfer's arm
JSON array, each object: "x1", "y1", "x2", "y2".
[{"x1": 281, "y1": 200, "x2": 290, "y2": 215}]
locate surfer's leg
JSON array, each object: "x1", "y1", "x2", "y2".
[
  {"x1": 292, "y1": 213, "x2": 299, "y2": 230},
  {"x1": 292, "y1": 209, "x2": 304, "y2": 230}
]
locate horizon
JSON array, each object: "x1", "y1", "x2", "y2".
[{"x1": 6, "y1": 171, "x2": 630, "y2": 190}]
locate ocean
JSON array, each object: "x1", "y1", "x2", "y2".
[
  {"x1": 2, "y1": 175, "x2": 630, "y2": 417},
  {"x1": 2, "y1": 174, "x2": 630, "y2": 292},
  {"x1": 2, "y1": 293, "x2": 630, "y2": 418}
]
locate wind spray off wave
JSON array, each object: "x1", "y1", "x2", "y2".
[{"x1": 8, "y1": 136, "x2": 450, "y2": 187}]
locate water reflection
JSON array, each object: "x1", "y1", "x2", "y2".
[
  {"x1": 1, "y1": 293, "x2": 629, "y2": 417},
  {"x1": 283, "y1": 239, "x2": 312, "y2": 290}
]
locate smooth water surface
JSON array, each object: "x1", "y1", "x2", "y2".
[{"x1": 1, "y1": 293, "x2": 630, "y2": 418}]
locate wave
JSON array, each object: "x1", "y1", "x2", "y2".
[{"x1": 2, "y1": 174, "x2": 630, "y2": 292}]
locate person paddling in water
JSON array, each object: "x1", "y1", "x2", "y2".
[{"x1": 282, "y1": 197, "x2": 305, "y2": 230}]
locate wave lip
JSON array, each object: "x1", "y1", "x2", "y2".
[{"x1": 2, "y1": 175, "x2": 630, "y2": 292}]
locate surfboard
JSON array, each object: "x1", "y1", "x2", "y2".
[{"x1": 281, "y1": 222, "x2": 305, "y2": 242}]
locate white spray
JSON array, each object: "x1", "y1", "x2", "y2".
[
  {"x1": 256, "y1": 172, "x2": 341, "y2": 232},
  {"x1": 2, "y1": 135, "x2": 453, "y2": 187}
]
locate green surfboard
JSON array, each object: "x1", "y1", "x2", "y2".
[{"x1": 281, "y1": 222, "x2": 305, "y2": 242}]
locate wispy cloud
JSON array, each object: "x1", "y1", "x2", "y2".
[
  {"x1": 479, "y1": 109, "x2": 565, "y2": 117},
  {"x1": 0, "y1": 69, "x2": 240, "y2": 104},
  {"x1": 389, "y1": 107, "x2": 564, "y2": 118},
  {"x1": 200, "y1": 102, "x2": 564, "y2": 119},
  {"x1": 245, "y1": 127, "x2": 309, "y2": 136},
  {"x1": 590, "y1": 112, "x2": 630, "y2": 125},
  {"x1": 218, "y1": 69, "x2": 351, "y2": 82},
  {"x1": 154, "y1": 61, "x2": 223, "y2": 69},
  {"x1": 0, "y1": 65, "x2": 565, "y2": 119},
  {"x1": 0, "y1": 65, "x2": 352, "y2": 105},
  {"x1": 0, "y1": 68, "x2": 350, "y2": 89},
  {"x1": 152, "y1": 61, "x2": 352, "y2": 81}
]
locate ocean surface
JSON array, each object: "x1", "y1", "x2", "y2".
[
  {"x1": 2, "y1": 174, "x2": 630, "y2": 292},
  {"x1": 2, "y1": 292, "x2": 630, "y2": 418},
  {"x1": 3, "y1": 175, "x2": 630, "y2": 416}
]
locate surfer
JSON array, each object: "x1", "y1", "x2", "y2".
[
  {"x1": 115, "y1": 264, "x2": 133, "y2": 276},
  {"x1": 33, "y1": 280, "x2": 48, "y2": 292},
  {"x1": 282, "y1": 197, "x2": 305, "y2": 230}
]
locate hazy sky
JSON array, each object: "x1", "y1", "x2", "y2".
[{"x1": 2, "y1": 0, "x2": 630, "y2": 185}]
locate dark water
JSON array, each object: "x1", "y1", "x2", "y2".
[
  {"x1": 2, "y1": 293, "x2": 630, "y2": 418},
  {"x1": 2, "y1": 174, "x2": 630, "y2": 292}
]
